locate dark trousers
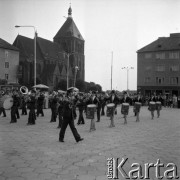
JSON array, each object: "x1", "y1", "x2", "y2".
[
  {"x1": 22, "y1": 106, "x2": 27, "y2": 115},
  {"x1": 77, "y1": 109, "x2": 85, "y2": 124},
  {"x1": 0, "y1": 107, "x2": 6, "y2": 117},
  {"x1": 58, "y1": 111, "x2": 63, "y2": 128},
  {"x1": 28, "y1": 108, "x2": 36, "y2": 125},
  {"x1": 59, "y1": 118, "x2": 81, "y2": 142},
  {"x1": 16, "y1": 108, "x2": 20, "y2": 119},
  {"x1": 36, "y1": 105, "x2": 44, "y2": 117},
  {"x1": 97, "y1": 108, "x2": 101, "y2": 121},
  {"x1": 11, "y1": 106, "x2": 17, "y2": 123},
  {"x1": 101, "y1": 104, "x2": 105, "y2": 115},
  {"x1": 50, "y1": 108, "x2": 57, "y2": 122},
  {"x1": 178, "y1": 101, "x2": 180, "y2": 108}
]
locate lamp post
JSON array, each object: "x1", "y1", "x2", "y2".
[
  {"x1": 122, "y1": 67, "x2": 134, "y2": 91},
  {"x1": 15, "y1": 25, "x2": 37, "y2": 87},
  {"x1": 63, "y1": 52, "x2": 76, "y2": 89},
  {"x1": 74, "y1": 66, "x2": 79, "y2": 87}
]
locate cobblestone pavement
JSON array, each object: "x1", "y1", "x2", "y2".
[{"x1": 0, "y1": 106, "x2": 180, "y2": 180}]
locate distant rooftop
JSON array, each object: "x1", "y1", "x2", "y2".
[
  {"x1": 0, "y1": 38, "x2": 19, "y2": 51},
  {"x1": 137, "y1": 33, "x2": 180, "y2": 53}
]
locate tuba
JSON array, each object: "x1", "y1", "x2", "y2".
[
  {"x1": 0, "y1": 90, "x2": 5, "y2": 95},
  {"x1": 20, "y1": 86, "x2": 28, "y2": 94}
]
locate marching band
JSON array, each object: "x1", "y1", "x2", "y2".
[{"x1": 0, "y1": 87, "x2": 164, "y2": 142}]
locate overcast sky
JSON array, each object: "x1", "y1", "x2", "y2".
[{"x1": 0, "y1": 0, "x2": 180, "y2": 91}]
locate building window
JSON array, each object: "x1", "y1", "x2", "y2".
[
  {"x1": 155, "y1": 65, "x2": 165, "y2": 71},
  {"x1": 156, "y1": 53, "x2": 165, "y2": 59},
  {"x1": 145, "y1": 77, "x2": 151, "y2": 83},
  {"x1": 156, "y1": 77, "x2": 164, "y2": 84},
  {"x1": 169, "y1": 52, "x2": 179, "y2": 59},
  {"x1": 5, "y1": 50, "x2": 9, "y2": 59},
  {"x1": 145, "y1": 66, "x2": 152, "y2": 71},
  {"x1": 145, "y1": 53, "x2": 152, "y2": 59},
  {"x1": 5, "y1": 62, "x2": 9, "y2": 68},
  {"x1": 170, "y1": 65, "x2": 179, "y2": 72},
  {"x1": 170, "y1": 77, "x2": 178, "y2": 85},
  {"x1": 5, "y1": 74, "x2": 8, "y2": 80}
]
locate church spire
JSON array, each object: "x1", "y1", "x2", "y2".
[{"x1": 68, "y1": 4, "x2": 72, "y2": 18}]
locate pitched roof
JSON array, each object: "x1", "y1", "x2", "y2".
[
  {"x1": 0, "y1": 38, "x2": 19, "y2": 51},
  {"x1": 13, "y1": 35, "x2": 65, "y2": 61},
  {"x1": 37, "y1": 37, "x2": 64, "y2": 61},
  {"x1": 137, "y1": 33, "x2": 180, "y2": 53},
  {"x1": 13, "y1": 35, "x2": 44, "y2": 60},
  {"x1": 54, "y1": 17, "x2": 84, "y2": 41}
]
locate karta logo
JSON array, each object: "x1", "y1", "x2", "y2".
[{"x1": 107, "y1": 158, "x2": 179, "y2": 179}]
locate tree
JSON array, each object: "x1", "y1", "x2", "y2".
[
  {"x1": 57, "y1": 79, "x2": 67, "y2": 91},
  {"x1": 76, "y1": 79, "x2": 86, "y2": 92},
  {"x1": 95, "y1": 84, "x2": 102, "y2": 92}
]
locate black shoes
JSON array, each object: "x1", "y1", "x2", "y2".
[
  {"x1": 76, "y1": 138, "x2": 84, "y2": 143},
  {"x1": 59, "y1": 138, "x2": 84, "y2": 143}
]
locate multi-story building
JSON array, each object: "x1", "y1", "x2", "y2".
[
  {"x1": 137, "y1": 33, "x2": 180, "y2": 97},
  {"x1": 0, "y1": 38, "x2": 19, "y2": 84}
]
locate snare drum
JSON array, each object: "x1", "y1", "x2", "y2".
[
  {"x1": 86, "y1": 104, "x2": 96, "y2": 119},
  {"x1": 133, "y1": 102, "x2": 142, "y2": 113},
  {"x1": 121, "y1": 103, "x2": 129, "y2": 115},
  {"x1": 156, "y1": 101, "x2": 162, "y2": 110},
  {"x1": 148, "y1": 101, "x2": 156, "y2": 111},
  {"x1": 106, "y1": 103, "x2": 115, "y2": 117}
]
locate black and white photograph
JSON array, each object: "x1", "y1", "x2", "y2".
[{"x1": 0, "y1": 0, "x2": 180, "y2": 179}]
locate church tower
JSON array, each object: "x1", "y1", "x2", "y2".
[{"x1": 53, "y1": 5, "x2": 85, "y2": 86}]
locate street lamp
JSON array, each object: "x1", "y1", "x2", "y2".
[
  {"x1": 15, "y1": 25, "x2": 37, "y2": 87},
  {"x1": 122, "y1": 67, "x2": 134, "y2": 91},
  {"x1": 74, "y1": 66, "x2": 79, "y2": 87},
  {"x1": 63, "y1": 52, "x2": 76, "y2": 89}
]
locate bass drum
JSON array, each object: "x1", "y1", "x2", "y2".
[{"x1": 3, "y1": 97, "x2": 13, "y2": 110}]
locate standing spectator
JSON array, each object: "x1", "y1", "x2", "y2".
[
  {"x1": 36, "y1": 92, "x2": 45, "y2": 117},
  {"x1": 172, "y1": 94, "x2": 177, "y2": 108},
  {"x1": 162, "y1": 94, "x2": 167, "y2": 107},
  {"x1": 177, "y1": 96, "x2": 180, "y2": 109}
]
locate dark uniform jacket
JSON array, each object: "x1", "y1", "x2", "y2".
[
  {"x1": 121, "y1": 96, "x2": 132, "y2": 104},
  {"x1": 62, "y1": 98, "x2": 76, "y2": 120},
  {"x1": 105, "y1": 95, "x2": 119, "y2": 108}
]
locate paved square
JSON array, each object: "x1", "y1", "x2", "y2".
[{"x1": 0, "y1": 106, "x2": 180, "y2": 180}]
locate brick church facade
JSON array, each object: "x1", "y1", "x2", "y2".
[{"x1": 13, "y1": 6, "x2": 85, "y2": 90}]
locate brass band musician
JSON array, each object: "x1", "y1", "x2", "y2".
[
  {"x1": 36, "y1": 92, "x2": 45, "y2": 117},
  {"x1": 59, "y1": 88, "x2": 83, "y2": 143},
  {"x1": 27, "y1": 90, "x2": 36, "y2": 125}
]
